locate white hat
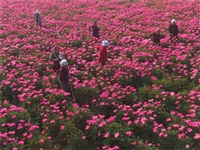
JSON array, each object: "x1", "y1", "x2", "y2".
[
  {"x1": 171, "y1": 19, "x2": 176, "y2": 23},
  {"x1": 102, "y1": 40, "x2": 109, "y2": 47},
  {"x1": 60, "y1": 59, "x2": 68, "y2": 67}
]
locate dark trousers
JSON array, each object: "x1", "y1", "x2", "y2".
[
  {"x1": 153, "y1": 42, "x2": 160, "y2": 46},
  {"x1": 52, "y1": 66, "x2": 60, "y2": 74},
  {"x1": 60, "y1": 81, "x2": 68, "y2": 92},
  {"x1": 101, "y1": 62, "x2": 105, "y2": 66},
  {"x1": 170, "y1": 34, "x2": 178, "y2": 41},
  {"x1": 36, "y1": 23, "x2": 42, "y2": 27},
  {"x1": 93, "y1": 34, "x2": 100, "y2": 39}
]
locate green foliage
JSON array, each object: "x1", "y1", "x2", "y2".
[
  {"x1": 74, "y1": 86, "x2": 99, "y2": 107},
  {"x1": 154, "y1": 77, "x2": 193, "y2": 92},
  {"x1": 113, "y1": 38, "x2": 118, "y2": 46},
  {"x1": 159, "y1": 130, "x2": 193, "y2": 150},
  {"x1": 151, "y1": 68, "x2": 166, "y2": 79},
  {"x1": 17, "y1": 33, "x2": 25, "y2": 39},
  {"x1": 0, "y1": 102, "x2": 41, "y2": 150},
  {"x1": 72, "y1": 40, "x2": 82, "y2": 48},
  {"x1": 21, "y1": 13, "x2": 27, "y2": 18},
  {"x1": 28, "y1": 39, "x2": 35, "y2": 45},
  {"x1": 194, "y1": 46, "x2": 200, "y2": 51},
  {"x1": 126, "y1": 51, "x2": 134, "y2": 59},
  {"x1": 143, "y1": 34, "x2": 150, "y2": 39},
  {"x1": 0, "y1": 33, "x2": 7, "y2": 38}
]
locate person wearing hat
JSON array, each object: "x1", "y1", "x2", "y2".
[
  {"x1": 59, "y1": 59, "x2": 69, "y2": 92},
  {"x1": 150, "y1": 28, "x2": 162, "y2": 46},
  {"x1": 89, "y1": 21, "x2": 100, "y2": 39},
  {"x1": 169, "y1": 19, "x2": 179, "y2": 42},
  {"x1": 98, "y1": 40, "x2": 109, "y2": 66},
  {"x1": 49, "y1": 46, "x2": 64, "y2": 73},
  {"x1": 33, "y1": 9, "x2": 42, "y2": 27}
]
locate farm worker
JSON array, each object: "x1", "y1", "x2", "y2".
[
  {"x1": 33, "y1": 9, "x2": 42, "y2": 27},
  {"x1": 49, "y1": 46, "x2": 64, "y2": 73},
  {"x1": 89, "y1": 21, "x2": 100, "y2": 39},
  {"x1": 169, "y1": 19, "x2": 179, "y2": 42},
  {"x1": 98, "y1": 40, "x2": 109, "y2": 66},
  {"x1": 150, "y1": 28, "x2": 161, "y2": 46},
  {"x1": 59, "y1": 60, "x2": 69, "y2": 92}
]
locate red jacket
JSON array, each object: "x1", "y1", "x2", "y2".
[{"x1": 98, "y1": 45, "x2": 108, "y2": 63}]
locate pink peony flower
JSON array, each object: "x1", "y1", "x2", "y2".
[
  {"x1": 125, "y1": 131, "x2": 132, "y2": 136},
  {"x1": 18, "y1": 141, "x2": 24, "y2": 145},
  {"x1": 194, "y1": 133, "x2": 200, "y2": 139},
  {"x1": 60, "y1": 125, "x2": 65, "y2": 130},
  {"x1": 104, "y1": 132, "x2": 110, "y2": 138},
  {"x1": 132, "y1": 141, "x2": 137, "y2": 145},
  {"x1": 114, "y1": 132, "x2": 119, "y2": 138},
  {"x1": 50, "y1": 120, "x2": 55, "y2": 124},
  {"x1": 39, "y1": 139, "x2": 44, "y2": 144},
  {"x1": 185, "y1": 144, "x2": 190, "y2": 149},
  {"x1": 187, "y1": 128, "x2": 192, "y2": 133}
]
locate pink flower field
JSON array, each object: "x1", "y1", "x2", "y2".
[{"x1": 1, "y1": 0, "x2": 200, "y2": 149}]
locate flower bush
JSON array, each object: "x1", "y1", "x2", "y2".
[{"x1": 1, "y1": 0, "x2": 200, "y2": 149}]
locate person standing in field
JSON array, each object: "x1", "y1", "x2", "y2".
[
  {"x1": 98, "y1": 40, "x2": 109, "y2": 66},
  {"x1": 150, "y1": 28, "x2": 162, "y2": 46},
  {"x1": 169, "y1": 19, "x2": 179, "y2": 42},
  {"x1": 49, "y1": 46, "x2": 64, "y2": 73},
  {"x1": 59, "y1": 60, "x2": 69, "y2": 92},
  {"x1": 89, "y1": 21, "x2": 100, "y2": 39},
  {"x1": 33, "y1": 9, "x2": 42, "y2": 27}
]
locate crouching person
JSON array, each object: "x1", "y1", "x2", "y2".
[
  {"x1": 59, "y1": 60, "x2": 69, "y2": 92},
  {"x1": 150, "y1": 28, "x2": 161, "y2": 46}
]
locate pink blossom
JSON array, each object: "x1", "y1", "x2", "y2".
[
  {"x1": 104, "y1": 132, "x2": 110, "y2": 138},
  {"x1": 18, "y1": 141, "x2": 24, "y2": 145},
  {"x1": 50, "y1": 120, "x2": 55, "y2": 124},
  {"x1": 99, "y1": 121, "x2": 106, "y2": 127},
  {"x1": 163, "y1": 134, "x2": 168, "y2": 138},
  {"x1": 60, "y1": 125, "x2": 65, "y2": 130},
  {"x1": 29, "y1": 125, "x2": 39, "y2": 131},
  {"x1": 39, "y1": 139, "x2": 45, "y2": 144},
  {"x1": 12, "y1": 115, "x2": 16, "y2": 119},
  {"x1": 170, "y1": 92, "x2": 175, "y2": 96},
  {"x1": 125, "y1": 131, "x2": 132, "y2": 136},
  {"x1": 98, "y1": 132, "x2": 101, "y2": 137},
  {"x1": 185, "y1": 144, "x2": 190, "y2": 148},
  {"x1": 114, "y1": 132, "x2": 119, "y2": 138},
  {"x1": 187, "y1": 128, "x2": 192, "y2": 133},
  {"x1": 27, "y1": 134, "x2": 33, "y2": 139},
  {"x1": 166, "y1": 118, "x2": 171, "y2": 122},
  {"x1": 132, "y1": 141, "x2": 137, "y2": 145},
  {"x1": 194, "y1": 133, "x2": 200, "y2": 139}
]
